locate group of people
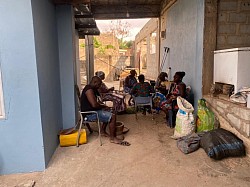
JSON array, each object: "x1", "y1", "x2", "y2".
[
  {"x1": 123, "y1": 70, "x2": 187, "y2": 117},
  {"x1": 80, "y1": 69, "x2": 187, "y2": 146}
]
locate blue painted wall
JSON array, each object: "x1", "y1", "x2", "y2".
[
  {"x1": 0, "y1": 1, "x2": 78, "y2": 175},
  {"x1": 31, "y1": 0, "x2": 62, "y2": 166},
  {"x1": 162, "y1": 0, "x2": 204, "y2": 109},
  {"x1": 57, "y1": 5, "x2": 77, "y2": 129},
  {"x1": 0, "y1": 0, "x2": 45, "y2": 174}
]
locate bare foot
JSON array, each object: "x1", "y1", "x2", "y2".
[
  {"x1": 110, "y1": 138, "x2": 131, "y2": 146},
  {"x1": 101, "y1": 132, "x2": 109, "y2": 137}
]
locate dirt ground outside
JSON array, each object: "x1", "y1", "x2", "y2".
[{"x1": 1, "y1": 111, "x2": 250, "y2": 187}]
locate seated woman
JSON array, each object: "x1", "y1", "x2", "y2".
[
  {"x1": 153, "y1": 72, "x2": 171, "y2": 113},
  {"x1": 155, "y1": 72, "x2": 170, "y2": 95},
  {"x1": 130, "y1": 74, "x2": 154, "y2": 115},
  {"x1": 124, "y1": 70, "x2": 138, "y2": 105},
  {"x1": 161, "y1": 71, "x2": 187, "y2": 127},
  {"x1": 95, "y1": 71, "x2": 126, "y2": 113}
]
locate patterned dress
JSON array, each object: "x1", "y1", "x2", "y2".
[
  {"x1": 131, "y1": 82, "x2": 154, "y2": 113},
  {"x1": 98, "y1": 83, "x2": 126, "y2": 113},
  {"x1": 161, "y1": 82, "x2": 186, "y2": 110},
  {"x1": 124, "y1": 75, "x2": 137, "y2": 93},
  {"x1": 130, "y1": 82, "x2": 153, "y2": 97}
]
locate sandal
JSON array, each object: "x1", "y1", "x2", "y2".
[
  {"x1": 110, "y1": 139, "x2": 131, "y2": 146},
  {"x1": 119, "y1": 141, "x2": 131, "y2": 146}
]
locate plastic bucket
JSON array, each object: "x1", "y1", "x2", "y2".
[{"x1": 116, "y1": 121, "x2": 124, "y2": 140}]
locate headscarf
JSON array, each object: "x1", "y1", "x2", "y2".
[
  {"x1": 175, "y1": 71, "x2": 185, "y2": 79},
  {"x1": 95, "y1": 71, "x2": 105, "y2": 78}
]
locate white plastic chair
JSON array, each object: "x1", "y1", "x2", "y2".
[
  {"x1": 77, "y1": 111, "x2": 102, "y2": 146},
  {"x1": 132, "y1": 95, "x2": 154, "y2": 120}
]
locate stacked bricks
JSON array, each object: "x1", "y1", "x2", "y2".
[
  {"x1": 204, "y1": 95, "x2": 250, "y2": 138},
  {"x1": 217, "y1": 0, "x2": 250, "y2": 49}
]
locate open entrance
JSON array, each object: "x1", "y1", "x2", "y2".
[{"x1": 78, "y1": 18, "x2": 156, "y2": 87}]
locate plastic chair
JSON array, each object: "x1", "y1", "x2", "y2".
[
  {"x1": 74, "y1": 85, "x2": 102, "y2": 146},
  {"x1": 132, "y1": 95, "x2": 154, "y2": 120},
  {"x1": 77, "y1": 111, "x2": 102, "y2": 146}
]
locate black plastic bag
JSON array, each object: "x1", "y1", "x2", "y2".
[
  {"x1": 177, "y1": 133, "x2": 201, "y2": 154},
  {"x1": 200, "y1": 128, "x2": 246, "y2": 160}
]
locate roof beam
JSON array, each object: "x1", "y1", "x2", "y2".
[
  {"x1": 91, "y1": 4, "x2": 160, "y2": 19},
  {"x1": 75, "y1": 23, "x2": 97, "y2": 29},
  {"x1": 54, "y1": 0, "x2": 90, "y2": 4},
  {"x1": 78, "y1": 28, "x2": 100, "y2": 35},
  {"x1": 75, "y1": 14, "x2": 93, "y2": 18},
  {"x1": 94, "y1": 13, "x2": 159, "y2": 20},
  {"x1": 91, "y1": 5, "x2": 160, "y2": 14}
]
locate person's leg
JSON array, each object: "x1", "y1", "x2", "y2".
[
  {"x1": 86, "y1": 111, "x2": 109, "y2": 136},
  {"x1": 85, "y1": 123, "x2": 93, "y2": 134},
  {"x1": 97, "y1": 110, "x2": 130, "y2": 145},
  {"x1": 128, "y1": 95, "x2": 132, "y2": 106},
  {"x1": 142, "y1": 106, "x2": 146, "y2": 115},
  {"x1": 109, "y1": 114, "x2": 118, "y2": 141},
  {"x1": 109, "y1": 114, "x2": 130, "y2": 145},
  {"x1": 101, "y1": 122, "x2": 109, "y2": 137},
  {"x1": 161, "y1": 106, "x2": 168, "y2": 114},
  {"x1": 146, "y1": 105, "x2": 152, "y2": 114}
]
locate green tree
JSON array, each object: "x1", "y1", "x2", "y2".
[
  {"x1": 80, "y1": 37, "x2": 115, "y2": 55},
  {"x1": 119, "y1": 39, "x2": 133, "y2": 49}
]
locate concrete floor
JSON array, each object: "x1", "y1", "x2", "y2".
[{"x1": 1, "y1": 112, "x2": 250, "y2": 187}]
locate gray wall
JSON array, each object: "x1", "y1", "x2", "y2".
[
  {"x1": 161, "y1": 0, "x2": 205, "y2": 109},
  {"x1": 134, "y1": 18, "x2": 159, "y2": 80},
  {"x1": 57, "y1": 5, "x2": 77, "y2": 129},
  {"x1": 31, "y1": 0, "x2": 62, "y2": 166},
  {"x1": 0, "y1": 0, "x2": 45, "y2": 174}
]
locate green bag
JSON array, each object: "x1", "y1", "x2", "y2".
[{"x1": 196, "y1": 99, "x2": 214, "y2": 132}]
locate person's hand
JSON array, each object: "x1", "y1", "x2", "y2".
[
  {"x1": 109, "y1": 87, "x2": 115, "y2": 92},
  {"x1": 103, "y1": 106, "x2": 112, "y2": 111},
  {"x1": 166, "y1": 94, "x2": 171, "y2": 99}
]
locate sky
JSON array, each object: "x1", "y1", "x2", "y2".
[{"x1": 96, "y1": 18, "x2": 150, "y2": 41}]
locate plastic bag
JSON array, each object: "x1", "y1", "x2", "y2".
[
  {"x1": 172, "y1": 97, "x2": 195, "y2": 139},
  {"x1": 230, "y1": 92, "x2": 247, "y2": 104},
  {"x1": 177, "y1": 133, "x2": 201, "y2": 154},
  {"x1": 200, "y1": 128, "x2": 245, "y2": 160},
  {"x1": 196, "y1": 99, "x2": 214, "y2": 132},
  {"x1": 177, "y1": 96, "x2": 194, "y2": 113}
]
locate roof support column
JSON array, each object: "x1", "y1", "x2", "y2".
[{"x1": 85, "y1": 35, "x2": 94, "y2": 83}]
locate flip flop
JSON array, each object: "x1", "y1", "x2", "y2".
[
  {"x1": 110, "y1": 140, "x2": 131, "y2": 146},
  {"x1": 119, "y1": 141, "x2": 131, "y2": 146}
]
